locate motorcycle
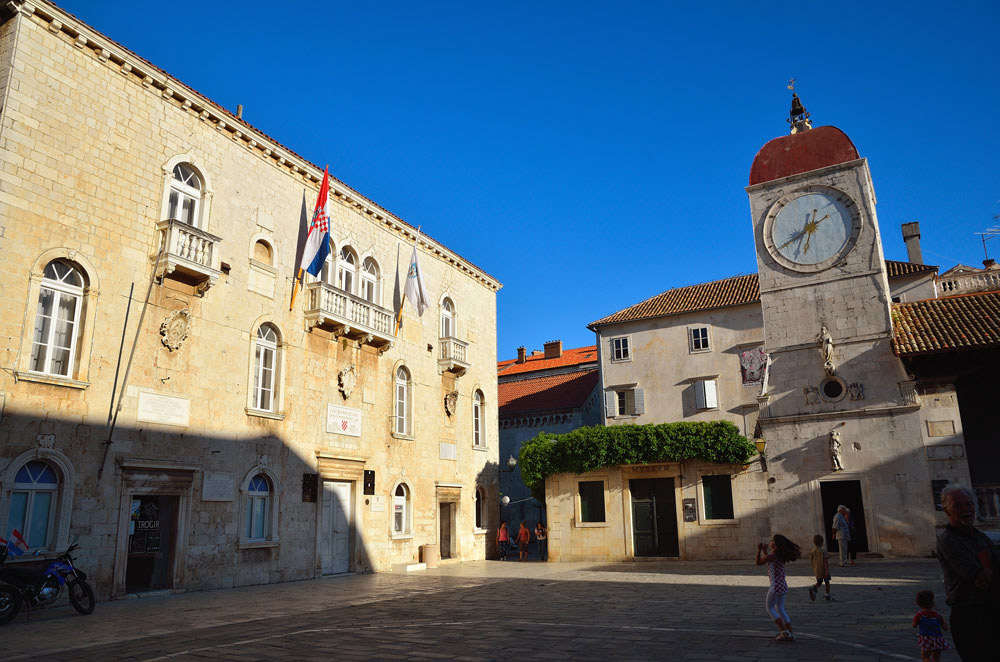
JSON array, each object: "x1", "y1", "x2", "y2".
[{"x1": 0, "y1": 542, "x2": 95, "y2": 623}]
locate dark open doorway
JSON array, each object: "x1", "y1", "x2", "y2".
[
  {"x1": 819, "y1": 480, "x2": 869, "y2": 554},
  {"x1": 630, "y1": 478, "x2": 679, "y2": 557},
  {"x1": 125, "y1": 495, "x2": 176, "y2": 593}
]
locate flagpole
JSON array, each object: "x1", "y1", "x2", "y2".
[
  {"x1": 394, "y1": 227, "x2": 421, "y2": 336},
  {"x1": 289, "y1": 268, "x2": 303, "y2": 311}
]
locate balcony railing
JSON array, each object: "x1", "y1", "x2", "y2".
[
  {"x1": 439, "y1": 336, "x2": 470, "y2": 376},
  {"x1": 154, "y1": 219, "x2": 222, "y2": 295},
  {"x1": 303, "y1": 282, "x2": 394, "y2": 350},
  {"x1": 938, "y1": 271, "x2": 1000, "y2": 295},
  {"x1": 975, "y1": 485, "x2": 1000, "y2": 522}
]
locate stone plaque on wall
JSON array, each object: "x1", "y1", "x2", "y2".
[
  {"x1": 202, "y1": 472, "x2": 234, "y2": 501},
  {"x1": 927, "y1": 420, "x2": 955, "y2": 437},
  {"x1": 369, "y1": 495, "x2": 386, "y2": 512},
  {"x1": 137, "y1": 391, "x2": 190, "y2": 427},
  {"x1": 326, "y1": 404, "x2": 361, "y2": 437},
  {"x1": 439, "y1": 442, "x2": 457, "y2": 460}
]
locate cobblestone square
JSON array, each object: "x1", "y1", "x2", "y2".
[{"x1": 2, "y1": 558, "x2": 946, "y2": 661}]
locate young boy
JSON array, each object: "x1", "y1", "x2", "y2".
[{"x1": 809, "y1": 534, "x2": 832, "y2": 601}]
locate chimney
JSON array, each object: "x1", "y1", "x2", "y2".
[
  {"x1": 985, "y1": 259, "x2": 997, "y2": 269},
  {"x1": 543, "y1": 340, "x2": 563, "y2": 359},
  {"x1": 516, "y1": 346, "x2": 526, "y2": 364},
  {"x1": 901, "y1": 222, "x2": 923, "y2": 264},
  {"x1": 236, "y1": 104, "x2": 244, "y2": 119}
]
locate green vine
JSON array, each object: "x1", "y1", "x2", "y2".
[{"x1": 518, "y1": 421, "x2": 755, "y2": 494}]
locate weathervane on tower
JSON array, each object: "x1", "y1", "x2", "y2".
[{"x1": 786, "y1": 78, "x2": 812, "y2": 134}]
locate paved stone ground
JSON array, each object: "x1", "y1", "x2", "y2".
[{"x1": 1, "y1": 558, "x2": 951, "y2": 661}]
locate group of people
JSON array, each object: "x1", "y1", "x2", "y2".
[
  {"x1": 496, "y1": 521, "x2": 547, "y2": 561},
  {"x1": 756, "y1": 486, "x2": 998, "y2": 660}
]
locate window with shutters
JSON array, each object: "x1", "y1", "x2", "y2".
[
  {"x1": 701, "y1": 474, "x2": 735, "y2": 521},
  {"x1": 694, "y1": 379, "x2": 719, "y2": 410},
  {"x1": 393, "y1": 366, "x2": 413, "y2": 437},
  {"x1": 689, "y1": 326, "x2": 711, "y2": 352},
  {"x1": 337, "y1": 246, "x2": 357, "y2": 294},
  {"x1": 166, "y1": 163, "x2": 204, "y2": 227},
  {"x1": 611, "y1": 336, "x2": 631, "y2": 362},
  {"x1": 605, "y1": 387, "x2": 644, "y2": 418},
  {"x1": 5, "y1": 460, "x2": 59, "y2": 548},
  {"x1": 473, "y1": 390, "x2": 485, "y2": 448},
  {"x1": 361, "y1": 257, "x2": 380, "y2": 304},
  {"x1": 578, "y1": 480, "x2": 606, "y2": 523},
  {"x1": 30, "y1": 260, "x2": 85, "y2": 378},
  {"x1": 393, "y1": 483, "x2": 411, "y2": 535},
  {"x1": 237, "y1": 466, "x2": 281, "y2": 546},
  {"x1": 474, "y1": 486, "x2": 487, "y2": 531}
]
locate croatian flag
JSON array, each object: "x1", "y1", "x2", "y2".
[
  {"x1": 299, "y1": 167, "x2": 332, "y2": 277},
  {"x1": 2, "y1": 529, "x2": 28, "y2": 556}
]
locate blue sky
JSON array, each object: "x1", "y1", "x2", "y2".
[{"x1": 58, "y1": 1, "x2": 1000, "y2": 359}]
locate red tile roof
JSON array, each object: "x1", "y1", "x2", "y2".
[
  {"x1": 498, "y1": 345, "x2": 598, "y2": 376},
  {"x1": 589, "y1": 275, "x2": 760, "y2": 328},
  {"x1": 885, "y1": 260, "x2": 938, "y2": 277},
  {"x1": 498, "y1": 370, "x2": 600, "y2": 415},
  {"x1": 892, "y1": 291, "x2": 1000, "y2": 356},
  {"x1": 590, "y1": 261, "x2": 936, "y2": 328},
  {"x1": 749, "y1": 126, "x2": 859, "y2": 186}
]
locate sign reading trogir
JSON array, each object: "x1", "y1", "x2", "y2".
[{"x1": 326, "y1": 404, "x2": 361, "y2": 437}]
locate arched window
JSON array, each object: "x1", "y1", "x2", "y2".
[
  {"x1": 395, "y1": 366, "x2": 411, "y2": 436},
  {"x1": 30, "y1": 260, "x2": 85, "y2": 378},
  {"x1": 167, "y1": 163, "x2": 203, "y2": 227},
  {"x1": 319, "y1": 244, "x2": 336, "y2": 285},
  {"x1": 440, "y1": 298, "x2": 455, "y2": 338},
  {"x1": 253, "y1": 324, "x2": 280, "y2": 412},
  {"x1": 253, "y1": 240, "x2": 273, "y2": 266},
  {"x1": 337, "y1": 246, "x2": 356, "y2": 294},
  {"x1": 245, "y1": 474, "x2": 271, "y2": 541},
  {"x1": 473, "y1": 390, "x2": 484, "y2": 448},
  {"x1": 474, "y1": 486, "x2": 486, "y2": 530},
  {"x1": 6, "y1": 461, "x2": 59, "y2": 548},
  {"x1": 393, "y1": 483, "x2": 411, "y2": 534},
  {"x1": 361, "y1": 257, "x2": 379, "y2": 304}
]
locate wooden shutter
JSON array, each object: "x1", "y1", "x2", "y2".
[
  {"x1": 605, "y1": 391, "x2": 617, "y2": 417},
  {"x1": 704, "y1": 379, "x2": 718, "y2": 409},
  {"x1": 633, "y1": 388, "x2": 645, "y2": 415}
]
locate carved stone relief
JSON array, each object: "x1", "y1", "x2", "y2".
[
  {"x1": 160, "y1": 308, "x2": 191, "y2": 351},
  {"x1": 338, "y1": 365, "x2": 358, "y2": 400},
  {"x1": 848, "y1": 382, "x2": 864, "y2": 401},
  {"x1": 444, "y1": 391, "x2": 459, "y2": 417},
  {"x1": 803, "y1": 386, "x2": 820, "y2": 405}
]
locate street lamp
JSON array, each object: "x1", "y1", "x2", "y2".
[
  {"x1": 501, "y1": 455, "x2": 517, "y2": 472},
  {"x1": 754, "y1": 436, "x2": 767, "y2": 472}
]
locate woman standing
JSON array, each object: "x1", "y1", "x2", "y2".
[
  {"x1": 534, "y1": 521, "x2": 548, "y2": 562},
  {"x1": 516, "y1": 522, "x2": 531, "y2": 562},
  {"x1": 496, "y1": 522, "x2": 510, "y2": 560}
]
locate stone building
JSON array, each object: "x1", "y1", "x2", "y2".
[
  {"x1": 497, "y1": 341, "x2": 601, "y2": 532},
  {"x1": 0, "y1": 0, "x2": 500, "y2": 599},
  {"x1": 541, "y1": 99, "x2": 995, "y2": 562}
]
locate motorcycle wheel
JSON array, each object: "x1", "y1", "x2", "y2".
[
  {"x1": 68, "y1": 580, "x2": 95, "y2": 615},
  {"x1": 0, "y1": 585, "x2": 23, "y2": 625}
]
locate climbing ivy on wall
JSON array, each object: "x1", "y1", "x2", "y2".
[{"x1": 518, "y1": 421, "x2": 756, "y2": 495}]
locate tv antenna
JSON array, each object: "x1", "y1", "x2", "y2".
[{"x1": 975, "y1": 218, "x2": 1000, "y2": 260}]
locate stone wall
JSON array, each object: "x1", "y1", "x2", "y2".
[{"x1": 0, "y1": 5, "x2": 499, "y2": 599}]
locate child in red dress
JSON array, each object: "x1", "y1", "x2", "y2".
[{"x1": 912, "y1": 589, "x2": 949, "y2": 661}]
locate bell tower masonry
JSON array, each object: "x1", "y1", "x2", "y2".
[{"x1": 745, "y1": 92, "x2": 934, "y2": 556}]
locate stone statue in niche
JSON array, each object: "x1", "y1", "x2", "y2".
[
  {"x1": 848, "y1": 382, "x2": 864, "y2": 401},
  {"x1": 444, "y1": 391, "x2": 459, "y2": 417},
  {"x1": 160, "y1": 308, "x2": 191, "y2": 351},
  {"x1": 817, "y1": 325, "x2": 836, "y2": 376},
  {"x1": 829, "y1": 430, "x2": 845, "y2": 472},
  {"x1": 803, "y1": 386, "x2": 820, "y2": 405},
  {"x1": 338, "y1": 365, "x2": 358, "y2": 400}
]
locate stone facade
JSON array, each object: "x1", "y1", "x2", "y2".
[{"x1": 0, "y1": 1, "x2": 499, "y2": 600}]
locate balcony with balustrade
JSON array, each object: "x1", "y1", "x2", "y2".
[
  {"x1": 439, "y1": 336, "x2": 470, "y2": 376},
  {"x1": 153, "y1": 219, "x2": 222, "y2": 295},
  {"x1": 303, "y1": 282, "x2": 395, "y2": 350}
]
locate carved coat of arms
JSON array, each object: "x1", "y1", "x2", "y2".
[
  {"x1": 160, "y1": 308, "x2": 191, "y2": 351},
  {"x1": 338, "y1": 365, "x2": 358, "y2": 400},
  {"x1": 444, "y1": 391, "x2": 459, "y2": 416}
]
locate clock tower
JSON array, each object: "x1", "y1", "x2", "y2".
[{"x1": 746, "y1": 94, "x2": 934, "y2": 556}]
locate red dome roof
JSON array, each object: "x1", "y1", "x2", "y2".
[{"x1": 749, "y1": 126, "x2": 859, "y2": 186}]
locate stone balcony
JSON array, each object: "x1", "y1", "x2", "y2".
[
  {"x1": 303, "y1": 282, "x2": 394, "y2": 350},
  {"x1": 154, "y1": 219, "x2": 222, "y2": 295},
  {"x1": 438, "y1": 336, "x2": 470, "y2": 376}
]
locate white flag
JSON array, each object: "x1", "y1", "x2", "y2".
[{"x1": 404, "y1": 234, "x2": 429, "y2": 317}]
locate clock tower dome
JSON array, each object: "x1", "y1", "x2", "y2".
[{"x1": 745, "y1": 94, "x2": 934, "y2": 556}]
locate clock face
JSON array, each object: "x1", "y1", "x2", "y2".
[{"x1": 764, "y1": 187, "x2": 861, "y2": 272}]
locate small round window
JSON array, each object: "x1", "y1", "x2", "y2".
[{"x1": 820, "y1": 377, "x2": 847, "y2": 402}]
